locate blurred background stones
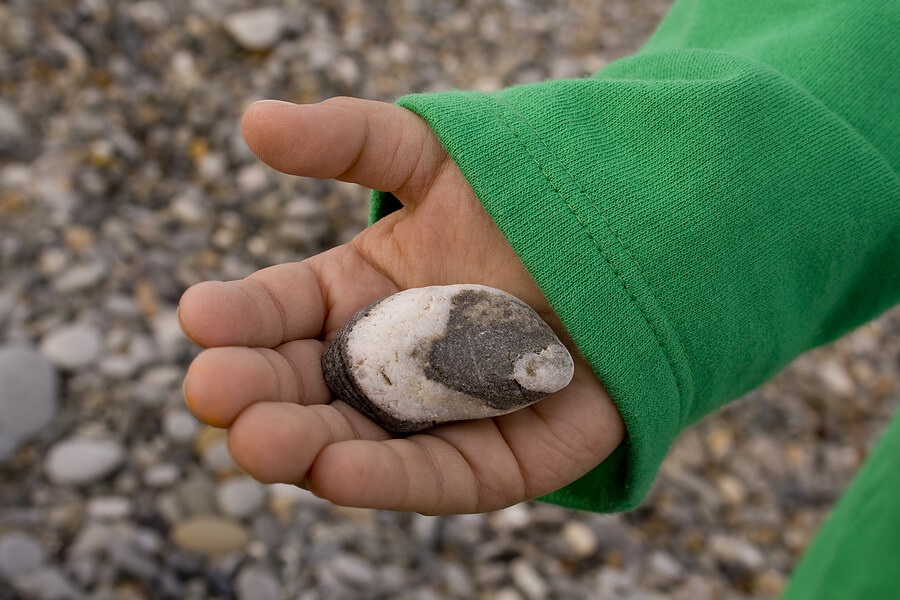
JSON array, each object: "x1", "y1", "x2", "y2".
[{"x1": 0, "y1": 0, "x2": 897, "y2": 598}]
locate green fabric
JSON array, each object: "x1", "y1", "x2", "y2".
[
  {"x1": 782, "y1": 408, "x2": 900, "y2": 599},
  {"x1": 373, "y1": 0, "x2": 900, "y2": 513}
]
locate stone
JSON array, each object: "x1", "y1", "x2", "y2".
[
  {"x1": 322, "y1": 284, "x2": 574, "y2": 432},
  {"x1": 561, "y1": 520, "x2": 598, "y2": 558},
  {"x1": 216, "y1": 476, "x2": 267, "y2": 520},
  {"x1": 52, "y1": 261, "x2": 106, "y2": 293},
  {"x1": 0, "y1": 532, "x2": 46, "y2": 578},
  {"x1": 0, "y1": 346, "x2": 58, "y2": 461},
  {"x1": 223, "y1": 8, "x2": 285, "y2": 51},
  {"x1": 171, "y1": 516, "x2": 250, "y2": 556},
  {"x1": 235, "y1": 564, "x2": 281, "y2": 600},
  {"x1": 40, "y1": 323, "x2": 103, "y2": 370},
  {"x1": 44, "y1": 436, "x2": 125, "y2": 486},
  {"x1": 163, "y1": 408, "x2": 199, "y2": 444},
  {"x1": 11, "y1": 567, "x2": 81, "y2": 600},
  {"x1": 86, "y1": 496, "x2": 133, "y2": 521}
]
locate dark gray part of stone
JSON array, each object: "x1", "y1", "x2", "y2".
[
  {"x1": 424, "y1": 288, "x2": 562, "y2": 409},
  {"x1": 321, "y1": 300, "x2": 434, "y2": 434}
]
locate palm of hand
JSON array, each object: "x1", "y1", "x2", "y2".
[{"x1": 179, "y1": 98, "x2": 624, "y2": 514}]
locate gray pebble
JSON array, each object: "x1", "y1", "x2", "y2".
[
  {"x1": 0, "y1": 346, "x2": 58, "y2": 462},
  {"x1": 0, "y1": 532, "x2": 46, "y2": 578},
  {"x1": 143, "y1": 462, "x2": 181, "y2": 488},
  {"x1": 216, "y1": 476, "x2": 267, "y2": 520},
  {"x1": 235, "y1": 565, "x2": 281, "y2": 600},
  {"x1": 40, "y1": 324, "x2": 103, "y2": 370},
  {"x1": 86, "y1": 496, "x2": 133, "y2": 521},
  {"x1": 0, "y1": 99, "x2": 26, "y2": 146},
  {"x1": 163, "y1": 409, "x2": 199, "y2": 444},
  {"x1": 52, "y1": 261, "x2": 106, "y2": 293},
  {"x1": 322, "y1": 285, "x2": 574, "y2": 432},
  {"x1": 9, "y1": 567, "x2": 81, "y2": 600},
  {"x1": 44, "y1": 436, "x2": 125, "y2": 486}
]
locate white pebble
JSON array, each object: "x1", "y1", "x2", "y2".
[
  {"x1": 44, "y1": 436, "x2": 125, "y2": 486},
  {"x1": 223, "y1": 8, "x2": 285, "y2": 51},
  {"x1": 217, "y1": 476, "x2": 267, "y2": 520},
  {"x1": 40, "y1": 324, "x2": 103, "y2": 370}
]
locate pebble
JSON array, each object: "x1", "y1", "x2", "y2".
[
  {"x1": 223, "y1": 8, "x2": 285, "y2": 51},
  {"x1": 86, "y1": 496, "x2": 133, "y2": 521},
  {"x1": 163, "y1": 408, "x2": 199, "y2": 444},
  {"x1": 171, "y1": 516, "x2": 250, "y2": 556},
  {"x1": 216, "y1": 476, "x2": 267, "y2": 520},
  {"x1": 235, "y1": 564, "x2": 281, "y2": 600},
  {"x1": 0, "y1": 346, "x2": 58, "y2": 461},
  {"x1": 0, "y1": 532, "x2": 47, "y2": 578},
  {"x1": 39, "y1": 323, "x2": 103, "y2": 370},
  {"x1": 11, "y1": 567, "x2": 81, "y2": 600},
  {"x1": 561, "y1": 520, "x2": 599, "y2": 558},
  {"x1": 44, "y1": 436, "x2": 125, "y2": 486},
  {"x1": 52, "y1": 261, "x2": 106, "y2": 293},
  {"x1": 512, "y1": 560, "x2": 549, "y2": 600},
  {"x1": 322, "y1": 284, "x2": 574, "y2": 432}
]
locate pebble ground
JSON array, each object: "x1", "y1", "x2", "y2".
[{"x1": 1, "y1": 1, "x2": 898, "y2": 599}]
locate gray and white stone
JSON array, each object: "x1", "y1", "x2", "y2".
[{"x1": 322, "y1": 284, "x2": 574, "y2": 433}]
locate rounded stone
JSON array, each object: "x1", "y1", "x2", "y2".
[
  {"x1": 0, "y1": 346, "x2": 58, "y2": 461},
  {"x1": 223, "y1": 8, "x2": 285, "y2": 51},
  {"x1": 0, "y1": 532, "x2": 47, "y2": 578},
  {"x1": 44, "y1": 436, "x2": 125, "y2": 486},
  {"x1": 39, "y1": 323, "x2": 103, "y2": 370},
  {"x1": 171, "y1": 516, "x2": 250, "y2": 556},
  {"x1": 322, "y1": 284, "x2": 574, "y2": 432},
  {"x1": 216, "y1": 476, "x2": 267, "y2": 520},
  {"x1": 235, "y1": 565, "x2": 281, "y2": 600}
]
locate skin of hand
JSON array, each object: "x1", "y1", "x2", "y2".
[{"x1": 178, "y1": 97, "x2": 625, "y2": 515}]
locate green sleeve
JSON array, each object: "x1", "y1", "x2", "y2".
[
  {"x1": 371, "y1": 0, "x2": 900, "y2": 512},
  {"x1": 781, "y1": 408, "x2": 900, "y2": 600}
]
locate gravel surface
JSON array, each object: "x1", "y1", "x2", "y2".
[{"x1": 1, "y1": 1, "x2": 898, "y2": 598}]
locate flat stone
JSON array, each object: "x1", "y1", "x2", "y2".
[
  {"x1": 40, "y1": 323, "x2": 103, "y2": 370},
  {"x1": 171, "y1": 516, "x2": 250, "y2": 556},
  {"x1": 322, "y1": 284, "x2": 574, "y2": 432},
  {"x1": 223, "y1": 8, "x2": 285, "y2": 51},
  {"x1": 44, "y1": 436, "x2": 125, "y2": 485},
  {"x1": 0, "y1": 346, "x2": 58, "y2": 461}
]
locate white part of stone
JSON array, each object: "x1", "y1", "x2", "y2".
[
  {"x1": 513, "y1": 344, "x2": 573, "y2": 393},
  {"x1": 345, "y1": 284, "x2": 529, "y2": 426}
]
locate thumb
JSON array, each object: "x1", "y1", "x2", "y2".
[{"x1": 240, "y1": 97, "x2": 449, "y2": 203}]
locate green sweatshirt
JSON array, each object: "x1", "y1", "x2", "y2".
[{"x1": 372, "y1": 0, "x2": 899, "y2": 596}]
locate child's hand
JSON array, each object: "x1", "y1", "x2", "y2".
[{"x1": 178, "y1": 98, "x2": 624, "y2": 514}]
